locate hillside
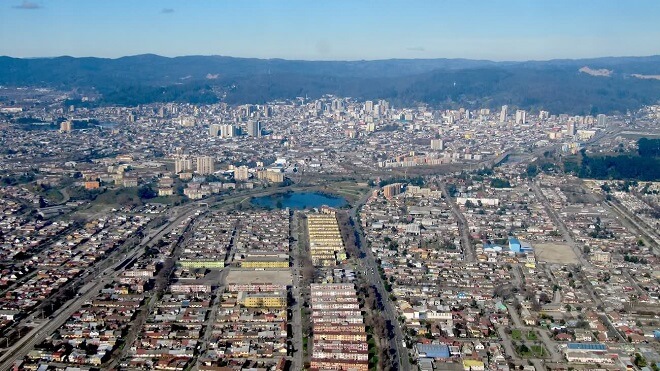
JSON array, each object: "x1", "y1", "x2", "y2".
[{"x1": 1, "y1": 54, "x2": 659, "y2": 114}]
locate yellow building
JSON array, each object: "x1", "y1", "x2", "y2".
[
  {"x1": 307, "y1": 213, "x2": 346, "y2": 267},
  {"x1": 241, "y1": 259, "x2": 289, "y2": 269},
  {"x1": 241, "y1": 293, "x2": 287, "y2": 308},
  {"x1": 463, "y1": 360, "x2": 485, "y2": 371},
  {"x1": 178, "y1": 260, "x2": 225, "y2": 269}
]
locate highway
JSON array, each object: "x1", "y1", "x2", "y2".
[
  {"x1": 288, "y1": 211, "x2": 304, "y2": 371},
  {"x1": 109, "y1": 209, "x2": 202, "y2": 369},
  {"x1": 349, "y1": 190, "x2": 411, "y2": 371},
  {"x1": 0, "y1": 204, "x2": 203, "y2": 371},
  {"x1": 603, "y1": 199, "x2": 660, "y2": 253}
]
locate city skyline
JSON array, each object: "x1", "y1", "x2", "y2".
[{"x1": 2, "y1": 0, "x2": 660, "y2": 61}]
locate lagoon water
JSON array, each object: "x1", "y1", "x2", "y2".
[{"x1": 251, "y1": 192, "x2": 347, "y2": 209}]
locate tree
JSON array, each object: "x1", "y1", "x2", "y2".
[
  {"x1": 638, "y1": 138, "x2": 660, "y2": 158},
  {"x1": 137, "y1": 185, "x2": 157, "y2": 199},
  {"x1": 634, "y1": 353, "x2": 647, "y2": 368},
  {"x1": 490, "y1": 178, "x2": 511, "y2": 188},
  {"x1": 38, "y1": 196, "x2": 47, "y2": 208},
  {"x1": 526, "y1": 164, "x2": 539, "y2": 178}
]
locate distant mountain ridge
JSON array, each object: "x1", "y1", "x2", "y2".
[{"x1": 1, "y1": 54, "x2": 660, "y2": 114}]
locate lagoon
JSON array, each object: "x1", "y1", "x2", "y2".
[{"x1": 251, "y1": 192, "x2": 347, "y2": 210}]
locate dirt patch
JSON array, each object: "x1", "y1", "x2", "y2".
[{"x1": 534, "y1": 243, "x2": 578, "y2": 264}]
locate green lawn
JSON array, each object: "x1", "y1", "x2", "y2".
[
  {"x1": 519, "y1": 344, "x2": 547, "y2": 358},
  {"x1": 45, "y1": 188, "x2": 65, "y2": 203},
  {"x1": 511, "y1": 329, "x2": 522, "y2": 340},
  {"x1": 526, "y1": 330, "x2": 538, "y2": 341},
  {"x1": 530, "y1": 345, "x2": 547, "y2": 358}
]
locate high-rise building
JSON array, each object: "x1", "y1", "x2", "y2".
[
  {"x1": 60, "y1": 120, "x2": 73, "y2": 132},
  {"x1": 263, "y1": 105, "x2": 272, "y2": 118},
  {"x1": 209, "y1": 124, "x2": 222, "y2": 137},
  {"x1": 431, "y1": 139, "x2": 444, "y2": 150},
  {"x1": 221, "y1": 124, "x2": 235, "y2": 138},
  {"x1": 234, "y1": 165, "x2": 249, "y2": 181},
  {"x1": 515, "y1": 110, "x2": 526, "y2": 125},
  {"x1": 499, "y1": 105, "x2": 508, "y2": 122},
  {"x1": 247, "y1": 120, "x2": 262, "y2": 137},
  {"x1": 539, "y1": 110, "x2": 550, "y2": 120},
  {"x1": 567, "y1": 121, "x2": 577, "y2": 136},
  {"x1": 196, "y1": 156, "x2": 214, "y2": 175},
  {"x1": 175, "y1": 158, "x2": 193, "y2": 174},
  {"x1": 378, "y1": 99, "x2": 389, "y2": 114},
  {"x1": 597, "y1": 114, "x2": 607, "y2": 126},
  {"x1": 383, "y1": 183, "x2": 403, "y2": 198},
  {"x1": 364, "y1": 100, "x2": 374, "y2": 113},
  {"x1": 242, "y1": 104, "x2": 255, "y2": 117},
  {"x1": 332, "y1": 99, "x2": 344, "y2": 112}
]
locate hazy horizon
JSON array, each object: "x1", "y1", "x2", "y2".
[
  {"x1": 2, "y1": 0, "x2": 660, "y2": 61},
  {"x1": 4, "y1": 52, "x2": 660, "y2": 63}
]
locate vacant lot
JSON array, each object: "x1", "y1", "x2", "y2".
[{"x1": 534, "y1": 243, "x2": 579, "y2": 264}]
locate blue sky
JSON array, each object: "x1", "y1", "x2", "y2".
[{"x1": 1, "y1": 0, "x2": 659, "y2": 60}]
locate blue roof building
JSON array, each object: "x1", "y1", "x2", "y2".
[
  {"x1": 509, "y1": 237, "x2": 522, "y2": 253},
  {"x1": 509, "y1": 237, "x2": 533, "y2": 253},
  {"x1": 415, "y1": 343, "x2": 451, "y2": 358},
  {"x1": 567, "y1": 343, "x2": 607, "y2": 352}
]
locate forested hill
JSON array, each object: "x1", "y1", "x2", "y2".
[
  {"x1": 568, "y1": 139, "x2": 660, "y2": 181},
  {"x1": 1, "y1": 54, "x2": 660, "y2": 114}
]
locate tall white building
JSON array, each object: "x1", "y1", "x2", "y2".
[
  {"x1": 431, "y1": 139, "x2": 444, "y2": 150},
  {"x1": 567, "y1": 121, "x2": 577, "y2": 135},
  {"x1": 515, "y1": 110, "x2": 527, "y2": 125},
  {"x1": 175, "y1": 158, "x2": 193, "y2": 174},
  {"x1": 247, "y1": 120, "x2": 261, "y2": 137},
  {"x1": 365, "y1": 100, "x2": 374, "y2": 113},
  {"x1": 499, "y1": 105, "x2": 508, "y2": 122},
  {"x1": 196, "y1": 156, "x2": 214, "y2": 175},
  {"x1": 209, "y1": 124, "x2": 221, "y2": 137},
  {"x1": 235, "y1": 165, "x2": 249, "y2": 181},
  {"x1": 221, "y1": 124, "x2": 235, "y2": 138},
  {"x1": 378, "y1": 99, "x2": 389, "y2": 114}
]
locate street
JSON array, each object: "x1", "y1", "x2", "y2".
[{"x1": 350, "y1": 190, "x2": 411, "y2": 371}]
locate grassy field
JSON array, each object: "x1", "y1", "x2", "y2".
[{"x1": 318, "y1": 181, "x2": 371, "y2": 203}]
